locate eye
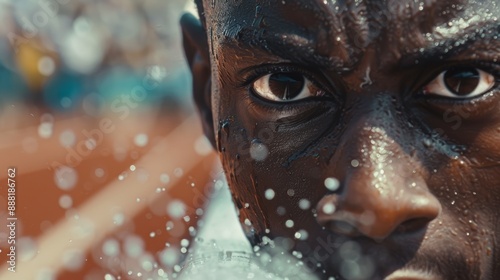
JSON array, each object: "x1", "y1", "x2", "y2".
[
  {"x1": 252, "y1": 72, "x2": 326, "y2": 102},
  {"x1": 423, "y1": 67, "x2": 496, "y2": 99}
]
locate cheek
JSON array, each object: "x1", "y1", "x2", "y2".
[
  {"x1": 217, "y1": 115, "x2": 340, "y2": 241},
  {"x1": 217, "y1": 118, "x2": 271, "y2": 237}
]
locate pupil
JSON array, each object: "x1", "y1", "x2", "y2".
[
  {"x1": 444, "y1": 67, "x2": 480, "y2": 96},
  {"x1": 268, "y1": 73, "x2": 305, "y2": 100}
]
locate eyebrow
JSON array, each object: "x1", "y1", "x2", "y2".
[
  {"x1": 399, "y1": 22, "x2": 500, "y2": 67},
  {"x1": 220, "y1": 25, "x2": 354, "y2": 72}
]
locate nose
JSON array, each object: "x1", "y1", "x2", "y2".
[
  {"x1": 316, "y1": 175, "x2": 441, "y2": 240},
  {"x1": 316, "y1": 100, "x2": 441, "y2": 241}
]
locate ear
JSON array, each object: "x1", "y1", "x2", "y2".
[{"x1": 180, "y1": 13, "x2": 216, "y2": 148}]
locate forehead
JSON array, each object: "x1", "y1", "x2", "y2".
[
  {"x1": 207, "y1": 0, "x2": 498, "y2": 66},
  {"x1": 210, "y1": 0, "x2": 497, "y2": 29}
]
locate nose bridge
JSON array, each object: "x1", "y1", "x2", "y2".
[
  {"x1": 338, "y1": 94, "x2": 414, "y2": 194},
  {"x1": 316, "y1": 96, "x2": 441, "y2": 240}
]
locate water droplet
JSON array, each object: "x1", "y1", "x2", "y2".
[
  {"x1": 38, "y1": 123, "x2": 53, "y2": 139},
  {"x1": 250, "y1": 140, "x2": 269, "y2": 161},
  {"x1": 167, "y1": 200, "x2": 186, "y2": 219},
  {"x1": 129, "y1": 165, "x2": 136, "y2": 171},
  {"x1": 94, "y1": 168, "x2": 105, "y2": 178},
  {"x1": 160, "y1": 173, "x2": 170, "y2": 184},
  {"x1": 117, "y1": 172, "x2": 127, "y2": 181},
  {"x1": 104, "y1": 274, "x2": 116, "y2": 280},
  {"x1": 54, "y1": 166, "x2": 78, "y2": 190},
  {"x1": 196, "y1": 208, "x2": 204, "y2": 216},
  {"x1": 324, "y1": 177, "x2": 340, "y2": 192},
  {"x1": 295, "y1": 229, "x2": 309, "y2": 240},
  {"x1": 322, "y1": 203, "x2": 336, "y2": 214},
  {"x1": 265, "y1": 189, "x2": 275, "y2": 200},
  {"x1": 166, "y1": 221, "x2": 174, "y2": 231},
  {"x1": 423, "y1": 138, "x2": 432, "y2": 148},
  {"x1": 180, "y1": 239, "x2": 190, "y2": 247},
  {"x1": 173, "y1": 168, "x2": 183, "y2": 177},
  {"x1": 285, "y1": 219, "x2": 294, "y2": 228},
  {"x1": 124, "y1": 235, "x2": 145, "y2": 258},
  {"x1": 194, "y1": 136, "x2": 213, "y2": 156},
  {"x1": 113, "y1": 213, "x2": 125, "y2": 226},
  {"x1": 159, "y1": 247, "x2": 180, "y2": 266},
  {"x1": 351, "y1": 159, "x2": 360, "y2": 168},
  {"x1": 298, "y1": 199, "x2": 310, "y2": 210},
  {"x1": 134, "y1": 133, "x2": 149, "y2": 147},
  {"x1": 59, "y1": 130, "x2": 76, "y2": 147},
  {"x1": 58, "y1": 195, "x2": 73, "y2": 209},
  {"x1": 38, "y1": 56, "x2": 56, "y2": 76},
  {"x1": 140, "y1": 254, "x2": 155, "y2": 272},
  {"x1": 102, "y1": 239, "x2": 120, "y2": 257}
]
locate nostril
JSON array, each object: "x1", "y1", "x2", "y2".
[{"x1": 394, "y1": 218, "x2": 431, "y2": 234}]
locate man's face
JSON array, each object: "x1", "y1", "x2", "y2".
[{"x1": 195, "y1": 0, "x2": 500, "y2": 279}]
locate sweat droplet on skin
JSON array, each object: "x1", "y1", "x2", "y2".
[
  {"x1": 299, "y1": 199, "x2": 311, "y2": 210},
  {"x1": 324, "y1": 177, "x2": 340, "y2": 192},
  {"x1": 249, "y1": 140, "x2": 269, "y2": 161},
  {"x1": 322, "y1": 203, "x2": 336, "y2": 214},
  {"x1": 265, "y1": 189, "x2": 275, "y2": 200},
  {"x1": 295, "y1": 229, "x2": 309, "y2": 240}
]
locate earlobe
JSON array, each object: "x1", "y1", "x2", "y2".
[{"x1": 180, "y1": 13, "x2": 216, "y2": 149}]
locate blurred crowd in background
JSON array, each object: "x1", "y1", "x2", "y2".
[{"x1": 0, "y1": 0, "x2": 193, "y2": 112}]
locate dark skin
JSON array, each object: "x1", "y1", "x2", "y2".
[{"x1": 181, "y1": 0, "x2": 500, "y2": 279}]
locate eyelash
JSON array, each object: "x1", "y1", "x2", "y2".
[
  {"x1": 416, "y1": 61, "x2": 500, "y2": 96},
  {"x1": 244, "y1": 64, "x2": 333, "y2": 93}
]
